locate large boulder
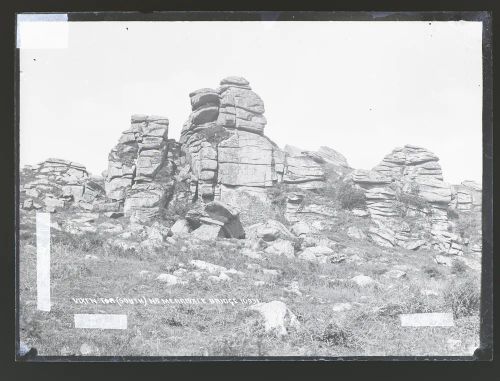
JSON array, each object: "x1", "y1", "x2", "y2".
[
  {"x1": 249, "y1": 301, "x2": 300, "y2": 336},
  {"x1": 186, "y1": 201, "x2": 245, "y2": 239}
]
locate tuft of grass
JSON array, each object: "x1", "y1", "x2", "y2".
[
  {"x1": 422, "y1": 265, "x2": 443, "y2": 279},
  {"x1": 447, "y1": 207, "x2": 460, "y2": 220},
  {"x1": 451, "y1": 260, "x2": 468, "y2": 275},
  {"x1": 336, "y1": 182, "x2": 366, "y2": 210},
  {"x1": 443, "y1": 275, "x2": 480, "y2": 319}
]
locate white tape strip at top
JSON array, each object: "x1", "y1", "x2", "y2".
[
  {"x1": 17, "y1": 13, "x2": 68, "y2": 49},
  {"x1": 36, "y1": 212, "x2": 51, "y2": 311}
]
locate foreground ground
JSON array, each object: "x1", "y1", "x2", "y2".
[{"x1": 18, "y1": 208, "x2": 480, "y2": 357}]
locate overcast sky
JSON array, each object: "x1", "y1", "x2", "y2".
[{"x1": 19, "y1": 20, "x2": 483, "y2": 184}]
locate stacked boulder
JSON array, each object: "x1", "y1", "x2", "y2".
[
  {"x1": 180, "y1": 76, "x2": 326, "y2": 206},
  {"x1": 105, "y1": 115, "x2": 174, "y2": 222}
]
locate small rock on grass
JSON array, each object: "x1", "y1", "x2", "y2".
[
  {"x1": 383, "y1": 269, "x2": 407, "y2": 279},
  {"x1": 156, "y1": 273, "x2": 180, "y2": 285},
  {"x1": 331, "y1": 302, "x2": 353, "y2": 312},
  {"x1": 351, "y1": 275, "x2": 377, "y2": 287},
  {"x1": 249, "y1": 300, "x2": 300, "y2": 336}
]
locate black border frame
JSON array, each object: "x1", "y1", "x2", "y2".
[{"x1": 11, "y1": 10, "x2": 493, "y2": 363}]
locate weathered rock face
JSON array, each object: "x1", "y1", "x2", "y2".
[
  {"x1": 286, "y1": 145, "x2": 351, "y2": 179},
  {"x1": 352, "y1": 145, "x2": 472, "y2": 255},
  {"x1": 372, "y1": 144, "x2": 444, "y2": 181},
  {"x1": 21, "y1": 158, "x2": 105, "y2": 212},
  {"x1": 105, "y1": 115, "x2": 175, "y2": 222},
  {"x1": 180, "y1": 76, "x2": 325, "y2": 205},
  {"x1": 283, "y1": 145, "x2": 325, "y2": 189},
  {"x1": 451, "y1": 180, "x2": 482, "y2": 211}
]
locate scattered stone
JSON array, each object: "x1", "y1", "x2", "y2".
[
  {"x1": 298, "y1": 246, "x2": 334, "y2": 264},
  {"x1": 291, "y1": 221, "x2": 311, "y2": 237},
  {"x1": 383, "y1": 269, "x2": 407, "y2": 279},
  {"x1": 190, "y1": 259, "x2": 227, "y2": 274},
  {"x1": 262, "y1": 268, "x2": 280, "y2": 277},
  {"x1": 98, "y1": 222, "x2": 123, "y2": 233},
  {"x1": 331, "y1": 302, "x2": 353, "y2": 312},
  {"x1": 329, "y1": 253, "x2": 347, "y2": 264},
  {"x1": 22, "y1": 199, "x2": 33, "y2": 210},
  {"x1": 447, "y1": 338, "x2": 462, "y2": 350},
  {"x1": 246, "y1": 263, "x2": 262, "y2": 270},
  {"x1": 283, "y1": 281, "x2": 302, "y2": 296},
  {"x1": 74, "y1": 213, "x2": 99, "y2": 223},
  {"x1": 208, "y1": 272, "x2": 231, "y2": 283},
  {"x1": 44, "y1": 197, "x2": 65, "y2": 209},
  {"x1": 25, "y1": 188, "x2": 40, "y2": 198},
  {"x1": 247, "y1": 220, "x2": 295, "y2": 242},
  {"x1": 347, "y1": 226, "x2": 366, "y2": 240},
  {"x1": 79, "y1": 343, "x2": 93, "y2": 356},
  {"x1": 420, "y1": 289, "x2": 440, "y2": 297},
  {"x1": 225, "y1": 268, "x2": 245, "y2": 276},
  {"x1": 435, "y1": 255, "x2": 453, "y2": 267},
  {"x1": 404, "y1": 239, "x2": 427, "y2": 251},
  {"x1": 249, "y1": 300, "x2": 300, "y2": 336},
  {"x1": 104, "y1": 211, "x2": 124, "y2": 218},
  {"x1": 368, "y1": 225, "x2": 395, "y2": 248},
  {"x1": 352, "y1": 209, "x2": 369, "y2": 217},
  {"x1": 264, "y1": 239, "x2": 295, "y2": 258},
  {"x1": 241, "y1": 248, "x2": 263, "y2": 260},
  {"x1": 191, "y1": 224, "x2": 223, "y2": 240},
  {"x1": 170, "y1": 219, "x2": 191, "y2": 235},
  {"x1": 139, "y1": 270, "x2": 151, "y2": 278},
  {"x1": 156, "y1": 273, "x2": 179, "y2": 285},
  {"x1": 351, "y1": 275, "x2": 377, "y2": 287}
]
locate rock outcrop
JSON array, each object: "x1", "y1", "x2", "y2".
[
  {"x1": 180, "y1": 76, "x2": 326, "y2": 205},
  {"x1": 105, "y1": 115, "x2": 175, "y2": 222},
  {"x1": 21, "y1": 158, "x2": 105, "y2": 212},
  {"x1": 451, "y1": 180, "x2": 482, "y2": 211},
  {"x1": 352, "y1": 145, "x2": 475, "y2": 255}
]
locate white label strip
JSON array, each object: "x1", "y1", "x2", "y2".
[
  {"x1": 74, "y1": 314, "x2": 128, "y2": 330},
  {"x1": 400, "y1": 312, "x2": 454, "y2": 327},
  {"x1": 17, "y1": 14, "x2": 68, "y2": 49},
  {"x1": 36, "y1": 212, "x2": 51, "y2": 311}
]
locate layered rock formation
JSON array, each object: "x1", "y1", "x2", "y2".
[
  {"x1": 21, "y1": 158, "x2": 105, "y2": 212},
  {"x1": 179, "y1": 76, "x2": 328, "y2": 207},
  {"x1": 352, "y1": 145, "x2": 471, "y2": 255},
  {"x1": 105, "y1": 115, "x2": 175, "y2": 221},
  {"x1": 451, "y1": 180, "x2": 482, "y2": 211}
]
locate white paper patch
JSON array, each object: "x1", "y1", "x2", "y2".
[
  {"x1": 74, "y1": 314, "x2": 128, "y2": 329},
  {"x1": 36, "y1": 212, "x2": 51, "y2": 311},
  {"x1": 400, "y1": 312, "x2": 455, "y2": 327},
  {"x1": 17, "y1": 14, "x2": 68, "y2": 49}
]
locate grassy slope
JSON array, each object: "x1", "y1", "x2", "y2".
[{"x1": 18, "y1": 206, "x2": 480, "y2": 357}]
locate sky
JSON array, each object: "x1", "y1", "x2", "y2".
[{"x1": 18, "y1": 20, "x2": 483, "y2": 184}]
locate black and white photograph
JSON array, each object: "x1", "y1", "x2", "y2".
[{"x1": 15, "y1": 12, "x2": 491, "y2": 359}]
